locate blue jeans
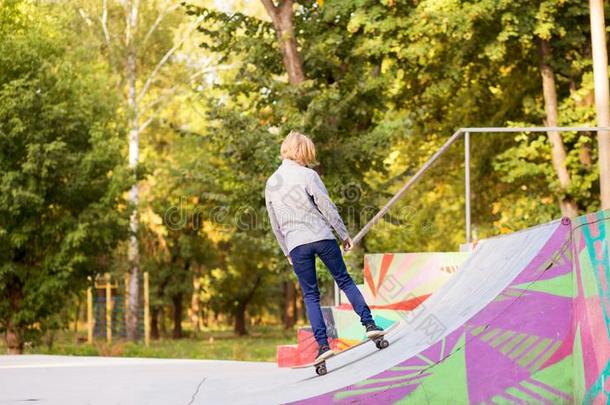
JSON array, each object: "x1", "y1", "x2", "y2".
[{"x1": 290, "y1": 239, "x2": 374, "y2": 347}]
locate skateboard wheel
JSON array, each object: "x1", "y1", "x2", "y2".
[
  {"x1": 376, "y1": 339, "x2": 389, "y2": 349},
  {"x1": 315, "y1": 364, "x2": 327, "y2": 376}
]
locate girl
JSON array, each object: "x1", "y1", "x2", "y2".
[{"x1": 265, "y1": 131, "x2": 383, "y2": 362}]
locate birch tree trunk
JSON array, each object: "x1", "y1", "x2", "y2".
[
  {"x1": 589, "y1": 0, "x2": 610, "y2": 209},
  {"x1": 538, "y1": 39, "x2": 579, "y2": 218},
  {"x1": 126, "y1": 0, "x2": 141, "y2": 341}
]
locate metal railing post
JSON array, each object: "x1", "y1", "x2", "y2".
[
  {"x1": 465, "y1": 131, "x2": 471, "y2": 244},
  {"x1": 334, "y1": 281, "x2": 340, "y2": 306}
]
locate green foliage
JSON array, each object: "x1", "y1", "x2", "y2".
[{"x1": 0, "y1": 2, "x2": 130, "y2": 347}]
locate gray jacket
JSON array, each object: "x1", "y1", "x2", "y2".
[{"x1": 265, "y1": 159, "x2": 349, "y2": 256}]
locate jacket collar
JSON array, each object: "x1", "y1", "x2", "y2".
[{"x1": 282, "y1": 158, "x2": 301, "y2": 167}]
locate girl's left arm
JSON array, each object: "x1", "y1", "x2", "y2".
[{"x1": 306, "y1": 172, "x2": 350, "y2": 242}]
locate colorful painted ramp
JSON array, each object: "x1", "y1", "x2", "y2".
[
  {"x1": 333, "y1": 252, "x2": 470, "y2": 346},
  {"x1": 291, "y1": 210, "x2": 610, "y2": 404}
]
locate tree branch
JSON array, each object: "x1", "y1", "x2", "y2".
[
  {"x1": 138, "y1": 63, "x2": 236, "y2": 130},
  {"x1": 78, "y1": 8, "x2": 94, "y2": 27},
  {"x1": 137, "y1": 14, "x2": 204, "y2": 103},
  {"x1": 142, "y1": 3, "x2": 181, "y2": 46},
  {"x1": 260, "y1": 0, "x2": 279, "y2": 25},
  {"x1": 138, "y1": 116, "x2": 154, "y2": 133},
  {"x1": 99, "y1": 0, "x2": 111, "y2": 49}
]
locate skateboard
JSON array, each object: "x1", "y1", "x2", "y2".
[{"x1": 291, "y1": 321, "x2": 399, "y2": 376}]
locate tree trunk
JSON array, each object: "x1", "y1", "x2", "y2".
[
  {"x1": 292, "y1": 281, "x2": 298, "y2": 322},
  {"x1": 191, "y1": 274, "x2": 201, "y2": 335},
  {"x1": 283, "y1": 281, "x2": 296, "y2": 329},
  {"x1": 260, "y1": 0, "x2": 305, "y2": 86},
  {"x1": 589, "y1": 0, "x2": 610, "y2": 209},
  {"x1": 295, "y1": 283, "x2": 303, "y2": 324},
  {"x1": 126, "y1": 0, "x2": 141, "y2": 342},
  {"x1": 202, "y1": 303, "x2": 209, "y2": 328},
  {"x1": 172, "y1": 293, "x2": 183, "y2": 339},
  {"x1": 234, "y1": 303, "x2": 248, "y2": 336},
  {"x1": 233, "y1": 275, "x2": 262, "y2": 336},
  {"x1": 5, "y1": 321, "x2": 23, "y2": 354},
  {"x1": 298, "y1": 288, "x2": 306, "y2": 323},
  {"x1": 160, "y1": 306, "x2": 167, "y2": 336},
  {"x1": 538, "y1": 39, "x2": 579, "y2": 218},
  {"x1": 150, "y1": 306, "x2": 160, "y2": 340},
  {"x1": 5, "y1": 278, "x2": 23, "y2": 354},
  {"x1": 74, "y1": 297, "x2": 80, "y2": 334}
]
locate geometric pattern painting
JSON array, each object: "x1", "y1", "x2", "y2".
[
  {"x1": 573, "y1": 211, "x2": 610, "y2": 403},
  {"x1": 343, "y1": 252, "x2": 470, "y2": 312},
  {"x1": 331, "y1": 252, "x2": 469, "y2": 345},
  {"x1": 292, "y1": 209, "x2": 610, "y2": 404}
]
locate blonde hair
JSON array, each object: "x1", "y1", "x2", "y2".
[{"x1": 280, "y1": 130, "x2": 317, "y2": 166}]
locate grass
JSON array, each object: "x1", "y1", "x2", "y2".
[{"x1": 1, "y1": 324, "x2": 299, "y2": 362}]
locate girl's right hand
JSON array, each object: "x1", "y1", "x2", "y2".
[
  {"x1": 287, "y1": 255, "x2": 293, "y2": 266},
  {"x1": 343, "y1": 237, "x2": 354, "y2": 252}
]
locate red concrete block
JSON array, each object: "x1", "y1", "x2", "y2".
[{"x1": 277, "y1": 344, "x2": 299, "y2": 368}]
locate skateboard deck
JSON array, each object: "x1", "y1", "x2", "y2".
[{"x1": 291, "y1": 321, "x2": 401, "y2": 376}]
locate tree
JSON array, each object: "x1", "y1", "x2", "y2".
[
  {"x1": 347, "y1": 0, "x2": 599, "y2": 244},
  {"x1": 77, "y1": 0, "x2": 208, "y2": 340},
  {"x1": 538, "y1": 39, "x2": 578, "y2": 217},
  {"x1": 185, "y1": 1, "x2": 399, "y2": 321},
  {"x1": 0, "y1": 2, "x2": 129, "y2": 353}
]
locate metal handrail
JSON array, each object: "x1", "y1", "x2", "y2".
[
  {"x1": 336, "y1": 126, "x2": 610, "y2": 306},
  {"x1": 351, "y1": 129, "x2": 463, "y2": 246},
  {"x1": 352, "y1": 126, "x2": 610, "y2": 246},
  {"x1": 462, "y1": 126, "x2": 610, "y2": 133}
]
